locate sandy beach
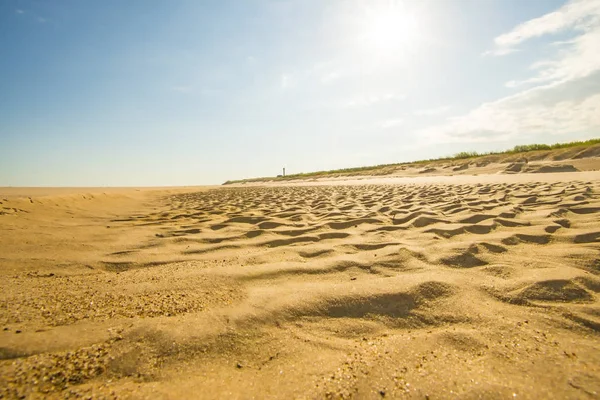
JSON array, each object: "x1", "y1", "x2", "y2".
[
  {"x1": 3, "y1": 0, "x2": 600, "y2": 397},
  {"x1": 1, "y1": 172, "x2": 600, "y2": 399}
]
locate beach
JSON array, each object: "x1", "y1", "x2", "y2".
[{"x1": 1, "y1": 172, "x2": 600, "y2": 399}]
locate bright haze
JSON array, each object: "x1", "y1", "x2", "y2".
[{"x1": 1, "y1": 0, "x2": 599, "y2": 186}]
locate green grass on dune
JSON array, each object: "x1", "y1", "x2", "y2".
[
  {"x1": 455, "y1": 139, "x2": 600, "y2": 159},
  {"x1": 413, "y1": 138, "x2": 600, "y2": 163},
  {"x1": 223, "y1": 138, "x2": 600, "y2": 185}
]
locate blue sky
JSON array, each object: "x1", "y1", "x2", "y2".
[{"x1": 1, "y1": 0, "x2": 599, "y2": 186}]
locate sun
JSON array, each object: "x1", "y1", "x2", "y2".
[{"x1": 360, "y1": 2, "x2": 421, "y2": 58}]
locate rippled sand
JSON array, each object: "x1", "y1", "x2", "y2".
[{"x1": 1, "y1": 175, "x2": 600, "y2": 399}]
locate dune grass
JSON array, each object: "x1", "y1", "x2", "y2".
[
  {"x1": 455, "y1": 139, "x2": 600, "y2": 159},
  {"x1": 223, "y1": 138, "x2": 600, "y2": 184}
]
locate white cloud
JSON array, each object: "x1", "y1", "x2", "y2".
[
  {"x1": 494, "y1": 0, "x2": 600, "y2": 47},
  {"x1": 421, "y1": 0, "x2": 600, "y2": 144},
  {"x1": 15, "y1": 9, "x2": 24, "y2": 14},
  {"x1": 482, "y1": 47, "x2": 519, "y2": 57},
  {"x1": 419, "y1": 73, "x2": 600, "y2": 144},
  {"x1": 486, "y1": 0, "x2": 600, "y2": 60},
  {"x1": 509, "y1": 27, "x2": 600, "y2": 87}
]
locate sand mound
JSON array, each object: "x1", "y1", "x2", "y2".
[
  {"x1": 573, "y1": 145, "x2": 600, "y2": 159},
  {"x1": 452, "y1": 163, "x2": 470, "y2": 171},
  {"x1": 503, "y1": 162, "x2": 580, "y2": 174},
  {"x1": 504, "y1": 162, "x2": 525, "y2": 173},
  {"x1": 528, "y1": 164, "x2": 579, "y2": 173},
  {"x1": 2, "y1": 177, "x2": 600, "y2": 398},
  {"x1": 516, "y1": 279, "x2": 594, "y2": 303}
]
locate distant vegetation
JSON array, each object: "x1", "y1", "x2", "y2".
[
  {"x1": 449, "y1": 139, "x2": 600, "y2": 160},
  {"x1": 453, "y1": 151, "x2": 480, "y2": 160},
  {"x1": 223, "y1": 138, "x2": 600, "y2": 185}
]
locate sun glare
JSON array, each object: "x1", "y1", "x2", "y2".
[{"x1": 360, "y1": 2, "x2": 421, "y2": 58}]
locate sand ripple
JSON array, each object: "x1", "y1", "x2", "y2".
[{"x1": 1, "y1": 179, "x2": 600, "y2": 398}]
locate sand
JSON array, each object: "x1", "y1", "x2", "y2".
[
  {"x1": 225, "y1": 145, "x2": 600, "y2": 185},
  {"x1": 1, "y1": 173, "x2": 600, "y2": 399}
]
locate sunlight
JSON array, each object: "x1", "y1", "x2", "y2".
[{"x1": 360, "y1": 2, "x2": 421, "y2": 58}]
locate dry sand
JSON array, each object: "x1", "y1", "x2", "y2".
[
  {"x1": 1, "y1": 173, "x2": 600, "y2": 399},
  {"x1": 225, "y1": 144, "x2": 600, "y2": 185}
]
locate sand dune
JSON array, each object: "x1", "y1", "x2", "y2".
[
  {"x1": 224, "y1": 145, "x2": 600, "y2": 185},
  {"x1": 1, "y1": 175, "x2": 600, "y2": 399}
]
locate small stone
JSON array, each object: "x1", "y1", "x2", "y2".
[
  {"x1": 379, "y1": 390, "x2": 386, "y2": 397},
  {"x1": 236, "y1": 362, "x2": 243, "y2": 369},
  {"x1": 3, "y1": 327, "x2": 8, "y2": 331},
  {"x1": 15, "y1": 330, "x2": 21, "y2": 334}
]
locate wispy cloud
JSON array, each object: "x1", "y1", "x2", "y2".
[
  {"x1": 15, "y1": 9, "x2": 24, "y2": 14},
  {"x1": 419, "y1": 82, "x2": 600, "y2": 144},
  {"x1": 485, "y1": 0, "x2": 600, "y2": 58},
  {"x1": 495, "y1": 0, "x2": 600, "y2": 48},
  {"x1": 420, "y1": 0, "x2": 600, "y2": 144},
  {"x1": 482, "y1": 48, "x2": 519, "y2": 57},
  {"x1": 36, "y1": 17, "x2": 47, "y2": 23}
]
